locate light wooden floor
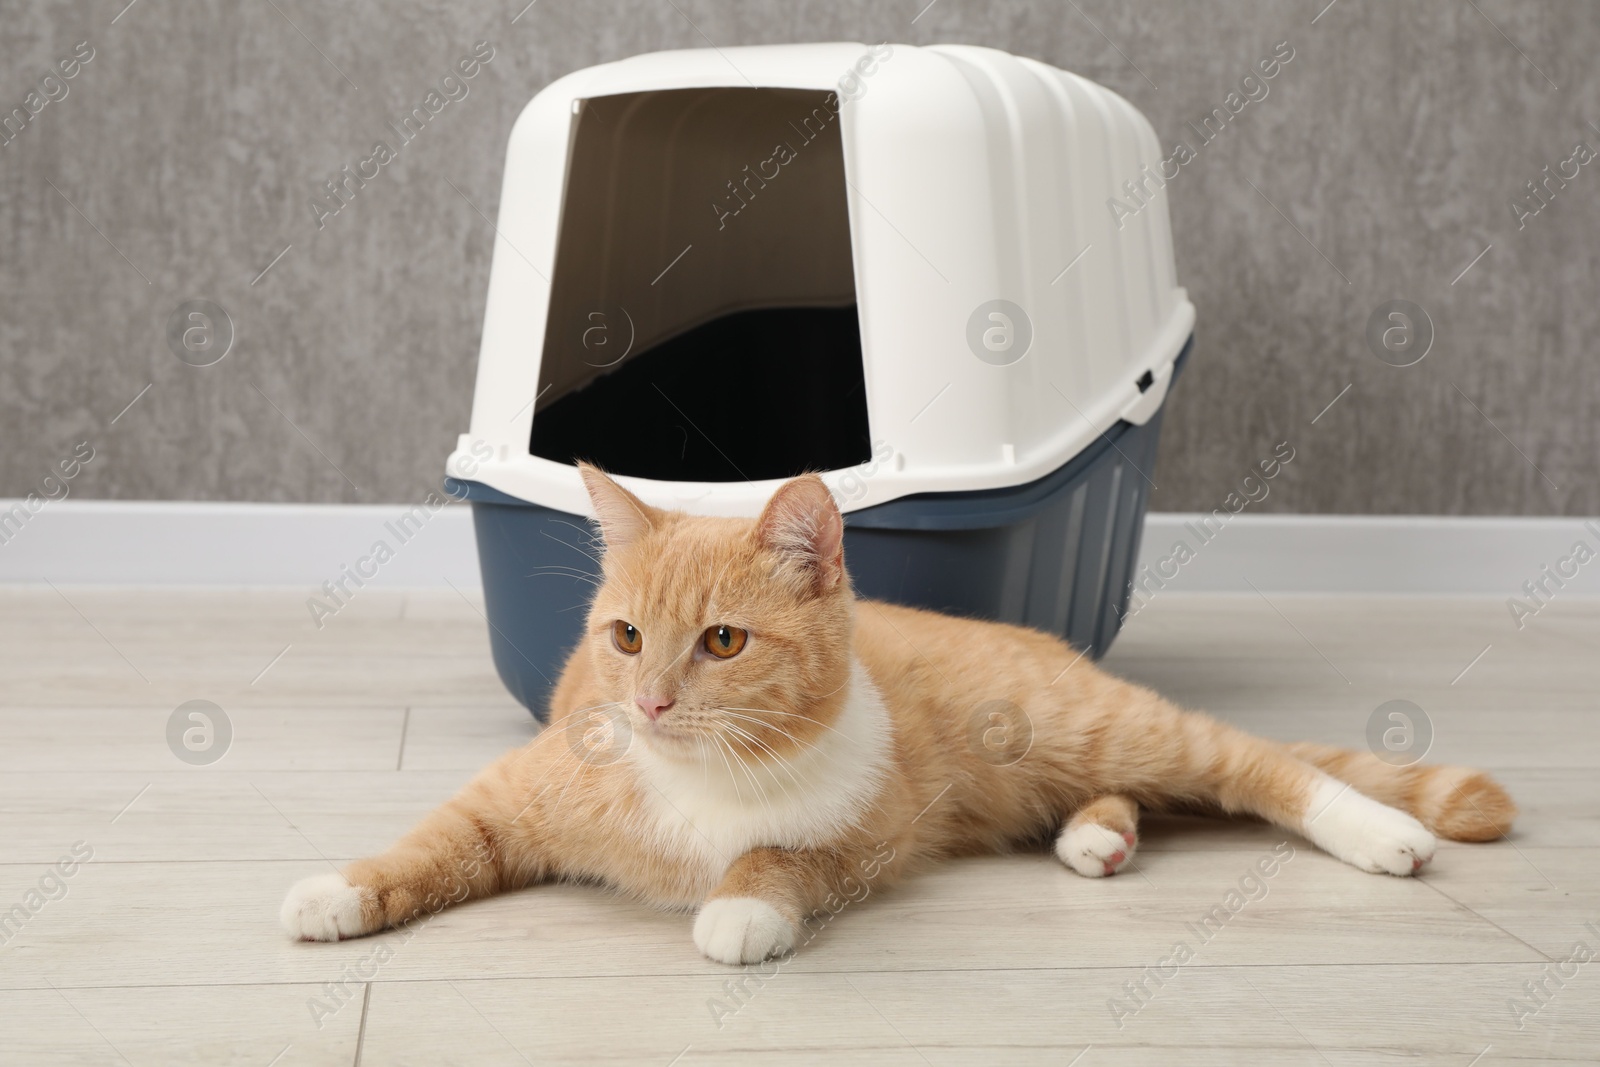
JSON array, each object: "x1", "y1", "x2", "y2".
[{"x1": 1, "y1": 586, "x2": 1596, "y2": 1065}]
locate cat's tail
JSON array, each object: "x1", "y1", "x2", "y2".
[{"x1": 1284, "y1": 742, "x2": 1516, "y2": 842}]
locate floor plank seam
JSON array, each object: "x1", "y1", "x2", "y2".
[
  {"x1": 395, "y1": 707, "x2": 412, "y2": 771},
  {"x1": 0, "y1": 958, "x2": 1567, "y2": 994},
  {"x1": 1418, "y1": 878, "x2": 1559, "y2": 964},
  {"x1": 352, "y1": 981, "x2": 372, "y2": 1067}
]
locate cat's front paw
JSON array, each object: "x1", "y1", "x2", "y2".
[
  {"x1": 693, "y1": 897, "x2": 795, "y2": 965},
  {"x1": 1305, "y1": 782, "x2": 1436, "y2": 876},
  {"x1": 281, "y1": 872, "x2": 379, "y2": 941}
]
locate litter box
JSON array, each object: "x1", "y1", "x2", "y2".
[{"x1": 443, "y1": 42, "x2": 1194, "y2": 718}]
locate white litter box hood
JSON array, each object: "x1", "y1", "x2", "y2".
[{"x1": 448, "y1": 42, "x2": 1193, "y2": 518}]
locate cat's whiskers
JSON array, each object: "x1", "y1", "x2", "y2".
[
  {"x1": 556, "y1": 699, "x2": 628, "y2": 719},
  {"x1": 548, "y1": 518, "x2": 606, "y2": 564},
  {"x1": 814, "y1": 673, "x2": 852, "y2": 702},
  {"x1": 713, "y1": 711, "x2": 806, "y2": 747},
  {"x1": 535, "y1": 699, "x2": 632, "y2": 820},
  {"x1": 719, "y1": 733, "x2": 771, "y2": 818},
  {"x1": 535, "y1": 700, "x2": 628, "y2": 738},
  {"x1": 502, "y1": 701, "x2": 627, "y2": 812},
  {"x1": 713, "y1": 709, "x2": 834, "y2": 763},
  {"x1": 528, "y1": 565, "x2": 602, "y2": 588},
  {"x1": 717, "y1": 705, "x2": 864, "y2": 748},
  {"x1": 705, "y1": 730, "x2": 746, "y2": 806},
  {"x1": 712, "y1": 710, "x2": 861, "y2": 784},
  {"x1": 718, "y1": 730, "x2": 788, "y2": 828},
  {"x1": 716, "y1": 729, "x2": 773, "y2": 807},
  {"x1": 526, "y1": 701, "x2": 629, "y2": 762},
  {"x1": 718, "y1": 720, "x2": 805, "y2": 795}
]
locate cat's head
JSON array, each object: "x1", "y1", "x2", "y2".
[{"x1": 575, "y1": 464, "x2": 856, "y2": 762}]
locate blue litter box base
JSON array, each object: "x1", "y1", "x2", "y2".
[{"x1": 450, "y1": 341, "x2": 1185, "y2": 719}]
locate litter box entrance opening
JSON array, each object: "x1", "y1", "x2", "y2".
[{"x1": 529, "y1": 87, "x2": 871, "y2": 483}]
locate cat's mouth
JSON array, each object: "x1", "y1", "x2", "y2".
[
  {"x1": 637, "y1": 714, "x2": 704, "y2": 752},
  {"x1": 637, "y1": 715, "x2": 755, "y2": 766}
]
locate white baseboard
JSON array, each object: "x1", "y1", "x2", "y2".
[
  {"x1": 2, "y1": 500, "x2": 1598, "y2": 597},
  {"x1": 0, "y1": 498, "x2": 482, "y2": 588},
  {"x1": 1139, "y1": 513, "x2": 1600, "y2": 596}
]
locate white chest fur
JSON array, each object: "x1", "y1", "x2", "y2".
[{"x1": 625, "y1": 660, "x2": 892, "y2": 889}]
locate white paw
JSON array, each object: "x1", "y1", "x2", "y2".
[
  {"x1": 1304, "y1": 780, "x2": 1436, "y2": 876},
  {"x1": 693, "y1": 897, "x2": 795, "y2": 965},
  {"x1": 281, "y1": 872, "x2": 375, "y2": 941},
  {"x1": 1055, "y1": 821, "x2": 1137, "y2": 878}
]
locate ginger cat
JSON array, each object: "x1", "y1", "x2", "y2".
[{"x1": 282, "y1": 466, "x2": 1516, "y2": 964}]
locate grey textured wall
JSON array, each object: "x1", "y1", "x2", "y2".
[{"x1": 1, "y1": 1, "x2": 1595, "y2": 514}]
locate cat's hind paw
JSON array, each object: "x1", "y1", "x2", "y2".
[
  {"x1": 693, "y1": 896, "x2": 796, "y2": 965},
  {"x1": 281, "y1": 872, "x2": 378, "y2": 941},
  {"x1": 1055, "y1": 821, "x2": 1138, "y2": 878}
]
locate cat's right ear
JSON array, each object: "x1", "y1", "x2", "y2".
[{"x1": 577, "y1": 463, "x2": 658, "y2": 552}]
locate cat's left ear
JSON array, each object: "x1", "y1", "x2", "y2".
[
  {"x1": 755, "y1": 474, "x2": 845, "y2": 593},
  {"x1": 578, "y1": 463, "x2": 659, "y2": 552}
]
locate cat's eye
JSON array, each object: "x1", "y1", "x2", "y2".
[
  {"x1": 612, "y1": 620, "x2": 642, "y2": 655},
  {"x1": 703, "y1": 625, "x2": 747, "y2": 659}
]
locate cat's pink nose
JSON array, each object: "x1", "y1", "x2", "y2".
[{"x1": 635, "y1": 695, "x2": 674, "y2": 721}]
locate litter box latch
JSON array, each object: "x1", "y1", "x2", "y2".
[{"x1": 1118, "y1": 362, "x2": 1174, "y2": 426}]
